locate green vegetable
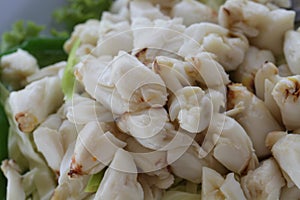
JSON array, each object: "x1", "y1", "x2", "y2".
[
  {"x1": 0, "y1": 105, "x2": 8, "y2": 199},
  {"x1": 162, "y1": 191, "x2": 201, "y2": 200},
  {"x1": 62, "y1": 39, "x2": 80, "y2": 99},
  {"x1": 0, "y1": 20, "x2": 44, "y2": 53},
  {"x1": 0, "y1": 37, "x2": 68, "y2": 67},
  {"x1": 53, "y1": 0, "x2": 113, "y2": 32},
  {"x1": 0, "y1": 83, "x2": 9, "y2": 199},
  {"x1": 50, "y1": 29, "x2": 70, "y2": 38},
  {"x1": 84, "y1": 169, "x2": 106, "y2": 193},
  {"x1": 0, "y1": 83, "x2": 9, "y2": 106}
]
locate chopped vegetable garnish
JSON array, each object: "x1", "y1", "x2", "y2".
[
  {"x1": 53, "y1": 0, "x2": 113, "y2": 32},
  {"x1": 84, "y1": 169, "x2": 106, "y2": 193},
  {"x1": 61, "y1": 39, "x2": 80, "y2": 99},
  {"x1": 0, "y1": 20, "x2": 44, "y2": 53}
]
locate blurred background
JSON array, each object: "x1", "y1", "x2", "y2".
[{"x1": 0, "y1": 0, "x2": 67, "y2": 35}]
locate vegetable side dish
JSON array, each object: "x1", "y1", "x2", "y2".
[{"x1": 1, "y1": 0, "x2": 300, "y2": 199}]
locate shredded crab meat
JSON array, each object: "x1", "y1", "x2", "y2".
[{"x1": 1, "y1": 0, "x2": 300, "y2": 199}]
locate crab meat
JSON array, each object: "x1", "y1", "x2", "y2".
[
  {"x1": 94, "y1": 149, "x2": 144, "y2": 200},
  {"x1": 201, "y1": 167, "x2": 246, "y2": 200},
  {"x1": 219, "y1": 0, "x2": 295, "y2": 55},
  {"x1": 179, "y1": 22, "x2": 249, "y2": 71},
  {"x1": 227, "y1": 83, "x2": 283, "y2": 158},
  {"x1": 272, "y1": 76, "x2": 300, "y2": 130},
  {"x1": 241, "y1": 158, "x2": 285, "y2": 200}
]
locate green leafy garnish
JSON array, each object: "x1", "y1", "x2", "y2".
[
  {"x1": 0, "y1": 83, "x2": 9, "y2": 107},
  {"x1": 62, "y1": 39, "x2": 80, "y2": 99},
  {"x1": 84, "y1": 169, "x2": 105, "y2": 193},
  {"x1": 0, "y1": 20, "x2": 68, "y2": 67},
  {"x1": 0, "y1": 20, "x2": 44, "y2": 53},
  {"x1": 50, "y1": 29, "x2": 70, "y2": 38},
  {"x1": 53, "y1": 0, "x2": 113, "y2": 32},
  {"x1": 0, "y1": 82, "x2": 9, "y2": 199},
  {"x1": 0, "y1": 105, "x2": 8, "y2": 199}
]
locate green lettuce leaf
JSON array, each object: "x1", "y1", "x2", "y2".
[
  {"x1": 84, "y1": 169, "x2": 106, "y2": 193},
  {"x1": 0, "y1": 82, "x2": 9, "y2": 199},
  {"x1": 0, "y1": 105, "x2": 8, "y2": 199},
  {"x1": 0, "y1": 83, "x2": 9, "y2": 106},
  {"x1": 62, "y1": 39, "x2": 80, "y2": 99}
]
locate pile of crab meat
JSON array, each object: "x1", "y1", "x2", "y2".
[{"x1": 2, "y1": 0, "x2": 300, "y2": 199}]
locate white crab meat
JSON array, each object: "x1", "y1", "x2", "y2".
[
  {"x1": 117, "y1": 109, "x2": 197, "y2": 151},
  {"x1": 58, "y1": 119, "x2": 82, "y2": 152},
  {"x1": 27, "y1": 61, "x2": 66, "y2": 83},
  {"x1": 265, "y1": 131, "x2": 287, "y2": 150},
  {"x1": 241, "y1": 158, "x2": 285, "y2": 200},
  {"x1": 130, "y1": 1, "x2": 169, "y2": 21},
  {"x1": 280, "y1": 186, "x2": 300, "y2": 200},
  {"x1": 131, "y1": 17, "x2": 185, "y2": 64},
  {"x1": 117, "y1": 107, "x2": 168, "y2": 139},
  {"x1": 219, "y1": 0, "x2": 295, "y2": 55},
  {"x1": 168, "y1": 139, "x2": 228, "y2": 184},
  {"x1": 272, "y1": 76, "x2": 300, "y2": 130},
  {"x1": 1, "y1": 160, "x2": 26, "y2": 200},
  {"x1": 278, "y1": 63, "x2": 293, "y2": 77},
  {"x1": 69, "y1": 122, "x2": 126, "y2": 177},
  {"x1": 231, "y1": 46, "x2": 275, "y2": 92},
  {"x1": 93, "y1": 21, "x2": 133, "y2": 56},
  {"x1": 171, "y1": 0, "x2": 217, "y2": 26},
  {"x1": 185, "y1": 52, "x2": 230, "y2": 90},
  {"x1": 227, "y1": 83, "x2": 283, "y2": 158},
  {"x1": 284, "y1": 28, "x2": 300, "y2": 75},
  {"x1": 33, "y1": 126, "x2": 64, "y2": 173},
  {"x1": 97, "y1": 51, "x2": 167, "y2": 114},
  {"x1": 168, "y1": 86, "x2": 212, "y2": 133},
  {"x1": 9, "y1": 76, "x2": 64, "y2": 133},
  {"x1": 206, "y1": 113, "x2": 258, "y2": 174},
  {"x1": 179, "y1": 22, "x2": 249, "y2": 71},
  {"x1": 252, "y1": 0, "x2": 292, "y2": 8},
  {"x1": 168, "y1": 146, "x2": 207, "y2": 184},
  {"x1": 52, "y1": 142, "x2": 90, "y2": 200},
  {"x1": 254, "y1": 62, "x2": 282, "y2": 100},
  {"x1": 0, "y1": 49, "x2": 39, "y2": 89},
  {"x1": 254, "y1": 62, "x2": 283, "y2": 123},
  {"x1": 138, "y1": 175, "x2": 163, "y2": 200},
  {"x1": 74, "y1": 55, "x2": 112, "y2": 95},
  {"x1": 271, "y1": 134, "x2": 300, "y2": 189},
  {"x1": 66, "y1": 94, "x2": 113, "y2": 125},
  {"x1": 153, "y1": 56, "x2": 196, "y2": 93},
  {"x1": 94, "y1": 149, "x2": 144, "y2": 200},
  {"x1": 125, "y1": 137, "x2": 173, "y2": 189},
  {"x1": 201, "y1": 167, "x2": 246, "y2": 200},
  {"x1": 64, "y1": 19, "x2": 100, "y2": 53}
]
